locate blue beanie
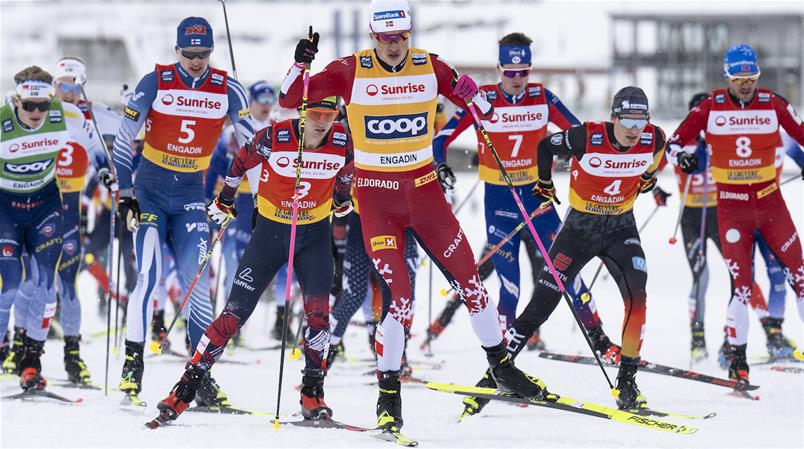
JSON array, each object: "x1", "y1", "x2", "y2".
[{"x1": 177, "y1": 17, "x2": 213, "y2": 49}]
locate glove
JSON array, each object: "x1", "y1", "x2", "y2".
[
  {"x1": 117, "y1": 195, "x2": 140, "y2": 232},
  {"x1": 652, "y1": 185, "x2": 671, "y2": 206},
  {"x1": 532, "y1": 179, "x2": 560, "y2": 204},
  {"x1": 452, "y1": 74, "x2": 479, "y2": 100},
  {"x1": 638, "y1": 173, "x2": 657, "y2": 194},
  {"x1": 677, "y1": 151, "x2": 699, "y2": 174},
  {"x1": 294, "y1": 27, "x2": 320, "y2": 65},
  {"x1": 332, "y1": 198, "x2": 353, "y2": 218},
  {"x1": 435, "y1": 163, "x2": 456, "y2": 191},
  {"x1": 207, "y1": 197, "x2": 237, "y2": 225},
  {"x1": 97, "y1": 167, "x2": 118, "y2": 192}
]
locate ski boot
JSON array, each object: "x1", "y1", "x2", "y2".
[
  {"x1": 326, "y1": 340, "x2": 345, "y2": 370},
  {"x1": 377, "y1": 370, "x2": 403, "y2": 431},
  {"x1": 690, "y1": 321, "x2": 708, "y2": 363},
  {"x1": 485, "y1": 342, "x2": 553, "y2": 400},
  {"x1": 3, "y1": 327, "x2": 26, "y2": 375},
  {"x1": 726, "y1": 343, "x2": 750, "y2": 385},
  {"x1": 367, "y1": 320, "x2": 378, "y2": 357},
  {"x1": 614, "y1": 356, "x2": 647, "y2": 410},
  {"x1": 760, "y1": 317, "x2": 795, "y2": 359},
  {"x1": 195, "y1": 370, "x2": 230, "y2": 407},
  {"x1": 119, "y1": 340, "x2": 145, "y2": 405},
  {"x1": 460, "y1": 370, "x2": 496, "y2": 420},
  {"x1": 526, "y1": 328, "x2": 546, "y2": 351},
  {"x1": 63, "y1": 336, "x2": 92, "y2": 385},
  {"x1": 151, "y1": 309, "x2": 171, "y2": 352},
  {"x1": 0, "y1": 329, "x2": 10, "y2": 363},
  {"x1": 18, "y1": 336, "x2": 47, "y2": 391},
  {"x1": 271, "y1": 306, "x2": 288, "y2": 341},
  {"x1": 151, "y1": 364, "x2": 207, "y2": 426},
  {"x1": 587, "y1": 325, "x2": 621, "y2": 365},
  {"x1": 300, "y1": 369, "x2": 332, "y2": 420}
]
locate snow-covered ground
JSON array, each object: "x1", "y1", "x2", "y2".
[{"x1": 1, "y1": 169, "x2": 802, "y2": 449}]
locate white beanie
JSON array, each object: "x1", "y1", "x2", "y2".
[
  {"x1": 369, "y1": 0, "x2": 412, "y2": 33},
  {"x1": 54, "y1": 57, "x2": 86, "y2": 83}
]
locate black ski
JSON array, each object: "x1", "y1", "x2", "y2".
[
  {"x1": 186, "y1": 404, "x2": 272, "y2": 416},
  {"x1": 284, "y1": 418, "x2": 376, "y2": 432},
  {"x1": 2, "y1": 388, "x2": 82, "y2": 404},
  {"x1": 770, "y1": 365, "x2": 804, "y2": 374},
  {"x1": 538, "y1": 351, "x2": 759, "y2": 391}
]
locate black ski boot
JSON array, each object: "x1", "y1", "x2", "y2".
[
  {"x1": 150, "y1": 364, "x2": 207, "y2": 427},
  {"x1": 377, "y1": 370, "x2": 403, "y2": 431},
  {"x1": 325, "y1": 340, "x2": 345, "y2": 370},
  {"x1": 587, "y1": 325, "x2": 621, "y2": 364},
  {"x1": 615, "y1": 356, "x2": 647, "y2": 410},
  {"x1": 760, "y1": 317, "x2": 795, "y2": 359},
  {"x1": 120, "y1": 340, "x2": 145, "y2": 405},
  {"x1": 690, "y1": 321, "x2": 708, "y2": 363},
  {"x1": 485, "y1": 342, "x2": 552, "y2": 400},
  {"x1": 271, "y1": 306, "x2": 288, "y2": 341},
  {"x1": 0, "y1": 329, "x2": 10, "y2": 363},
  {"x1": 195, "y1": 370, "x2": 230, "y2": 407},
  {"x1": 151, "y1": 309, "x2": 171, "y2": 352},
  {"x1": 367, "y1": 320, "x2": 378, "y2": 356},
  {"x1": 63, "y1": 335, "x2": 91, "y2": 385},
  {"x1": 460, "y1": 370, "x2": 496, "y2": 420},
  {"x1": 18, "y1": 336, "x2": 46, "y2": 391},
  {"x1": 300, "y1": 369, "x2": 332, "y2": 420},
  {"x1": 726, "y1": 343, "x2": 750, "y2": 385},
  {"x1": 3, "y1": 326, "x2": 26, "y2": 375}
]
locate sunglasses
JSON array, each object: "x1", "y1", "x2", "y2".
[
  {"x1": 617, "y1": 117, "x2": 649, "y2": 130},
  {"x1": 179, "y1": 49, "x2": 212, "y2": 60},
  {"x1": 372, "y1": 31, "x2": 411, "y2": 44},
  {"x1": 501, "y1": 68, "x2": 531, "y2": 79},
  {"x1": 307, "y1": 108, "x2": 339, "y2": 120},
  {"x1": 727, "y1": 74, "x2": 759, "y2": 85},
  {"x1": 57, "y1": 81, "x2": 82, "y2": 95},
  {"x1": 20, "y1": 100, "x2": 52, "y2": 112}
]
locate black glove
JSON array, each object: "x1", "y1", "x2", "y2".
[
  {"x1": 677, "y1": 151, "x2": 699, "y2": 174},
  {"x1": 294, "y1": 27, "x2": 320, "y2": 64},
  {"x1": 531, "y1": 179, "x2": 560, "y2": 204},
  {"x1": 435, "y1": 163, "x2": 456, "y2": 191},
  {"x1": 97, "y1": 167, "x2": 118, "y2": 191},
  {"x1": 117, "y1": 195, "x2": 140, "y2": 232},
  {"x1": 652, "y1": 185, "x2": 671, "y2": 206},
  {"x1": 638, "y1": 173, "x2": 657, "y2": 194}
]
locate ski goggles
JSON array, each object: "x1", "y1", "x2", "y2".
[
  {"x1": 371, "y1": 31, "x2": 411, "y2": 44},
  {"x1": 20, "y1": 100, "x2": 52, "y2": 112},
  {"x1": 616, "y1": 117, "x2": 649, "y2": 130},
  {"x1": 501, "y1": 68, "x2": 531, "y2": 78},
  {"x1": 726, "y1": 74, "x2": 759, "y2": 85},
  {"x1": 307, "y1": 108, "x2": 339, "y2": 121},
  {"x1": 178, "y1": 48, "x2": 212, "y2": 60},
  {"x1": 57, "y1": 81, "x2": 82, "y2": 95}
]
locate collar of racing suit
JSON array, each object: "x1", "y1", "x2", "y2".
[
  {"x1": 373, "y1": 49, "x2": 409, "y2": 73},
  {"x1": 497, "y1": 83, "x2": 526, "y2": 104},
  {"x1": 174, "y1": 62, "x2": 211, "y2": 89}
]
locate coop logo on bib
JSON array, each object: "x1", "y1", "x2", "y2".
[{"x1": 365, "y1": 112, "x2": 428, "y2": 140}]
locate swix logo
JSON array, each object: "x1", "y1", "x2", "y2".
[
  {"x1": 588, "y1": 157, "x2": 602, "y2": 168},
  {"x1": 161, "y1": 94, "x2": 175, "y2": 105},
  {"x1": 365, "y1": 112, "x2": 428, "y2": 139},
  {"x1": 185, "y1": 25, "x2": 208, "y2": 35},
  {"x1": 6, "y1": 160, "x2": 53, "y2": 174}
]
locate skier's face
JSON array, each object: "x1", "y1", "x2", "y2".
[
  {"x1": 305, "y1": 108, "x2": 338, "y2": 144},
  {"x1": 498, "y1": 63, "x2": 531, "y2": 97},
  {"x1": 176, "y1": 46, "x2": 212, "y2": 77},
  {"x1": 14, "y1": 97, "x2": 50, "y2": 128},
  {"x1": 726, "y1": 73, "x2": 759, "y2": 103},
  {"x1": 612, "y1": 114, "x2": 648, "y2": 147},
  {"x1": 371, "y1": 31, "x2": 410, "y2": 66},
  {"x1": 55, "y1": 76, "x2": 81, "y2": 105},
  {"x1": 250, "y1": 100, "x2": 273, "y2": 122}
]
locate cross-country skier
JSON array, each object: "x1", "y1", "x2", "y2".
[
  {"x1": 111, "y1": 17, "x2": 255, "y2": 405},
  {"x1": 432, "y1": 32, "x2": 619, "y2": 359},
  {"x1": 0, "y1": 66, "x2": 112, "y2": 390},
  {"x1": 668, "y1": 44, "x2": 804, "y2": 384},
  {"x1": 279, "y1": 0, "x2": 547, "y2": 432},
  {"x1": 150, "y1": 96, "x2": 354, "y2": 424}
]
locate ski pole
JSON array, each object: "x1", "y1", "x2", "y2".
[
  {"x1": 593, "y1": 203, "x2": 660, "y2": 286},
  {"x1": 218, "y1": 0, "x2": 238, "y2": 80},
  {"x1": 212, "y1": 234, "x2": 226, "y2": 315},
  {"x1": 668, "y1": 175, "x2": 693, "y2": 245},
  {"x1": 113, "y1": 223, "x2": 124, "y2": 350},
  {"x1": 149, "y1": 216, "x2": 231, "y2": 354},
  {"x1": 464, "y1": 98, "x2": 617, "y2": 394},
  {"x1": 274, "y1": 28, "x2": 312, "y2": 430},
  {"x1": 452, "y1": 177, "x2": 481, "y2": 215},
  {"x1": 425, "y1": 258, "x2": 434, "y2": 357},
  {"x1": 780, "y1": 174, "x2": 798, "y2": 186},
  {"x1": 692, "y1": 161, "x2": 712, "y2": 315}
]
